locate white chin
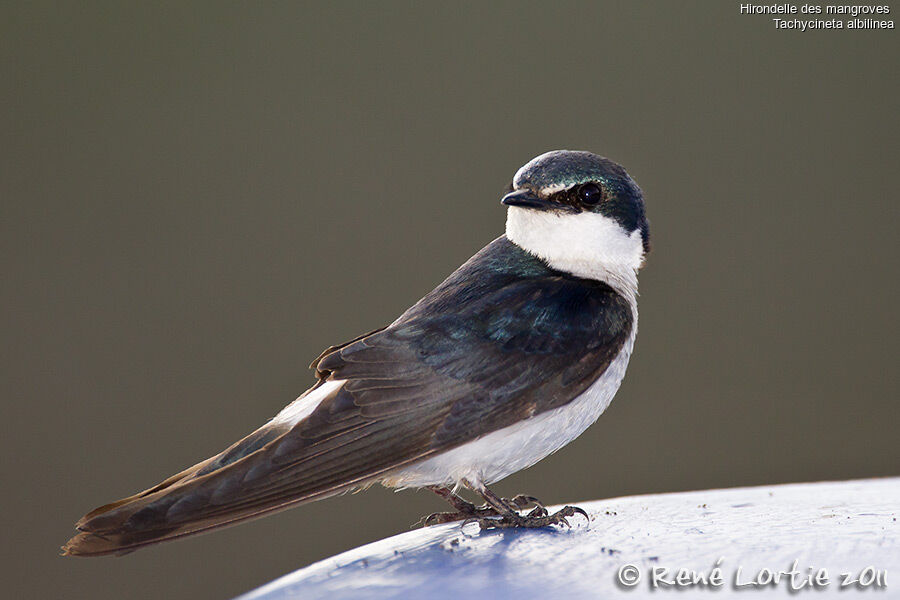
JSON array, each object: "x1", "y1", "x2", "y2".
[{"x1": 505, "y1": 206, "x2": 644, "y2": 288}]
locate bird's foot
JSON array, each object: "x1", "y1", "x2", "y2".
[
  {"x1": 477, "y1": 504, "x2": 589, "y2": 530},
  {"x1": 418, "y1": 490, "x2": 549, "y2": 527},
  {"x1": 419, "y1": 505, "x2": 498, "y2": 526}
]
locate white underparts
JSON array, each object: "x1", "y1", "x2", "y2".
[
  {"x1": 273, "y1": 208, "x2": 642, "y2": 490},
  {"x1": 382, "y1": 323, "x2": 636, "y2": 489},
  {"x1": 382, "y1": 209, "x2": 641, "y2": 489}
]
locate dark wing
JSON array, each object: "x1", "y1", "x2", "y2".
[
  {"x1": 64, "y1": 239, "x2": 632, "y2": 556},
  {"x1": 313, "y1": 275, "x2": 633, "y2": 448}
]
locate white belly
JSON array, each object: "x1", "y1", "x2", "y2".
[{"x1": 382, "y1": 329, "x2": 636, "y2": 489}]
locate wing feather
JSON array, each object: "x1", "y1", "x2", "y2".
[{"x1": 64, "y1": 236, "x2": 633, "y2": 556}]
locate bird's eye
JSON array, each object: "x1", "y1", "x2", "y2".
[{"x1": 577, "y1": 183, "x2": 604, "y2": 206}]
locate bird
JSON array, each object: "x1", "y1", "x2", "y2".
[{"x1": 62, "y1": 149, "x2": 651, "y2": 557}]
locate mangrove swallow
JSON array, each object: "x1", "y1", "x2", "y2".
[{"x1": 63, "y1": 150, "x2": 651, "y2": 556}]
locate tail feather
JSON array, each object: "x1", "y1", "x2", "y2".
[
  {"x1": 74, "y1": 460, "x2": 214, "y2": 530},
  {"x1": 63, "y1": 376, "x2": 442, "y2": 557},
  {"x1": 61, "y1": 421, "x2": 357, "y2": 557}
]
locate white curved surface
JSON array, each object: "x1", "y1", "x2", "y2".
[{"x1": 237, "y1": 478, "x2": 899, "y2": 599}]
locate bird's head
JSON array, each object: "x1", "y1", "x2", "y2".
[{"x1": 502, "y1": 150, "x2": 650, "y2": 284}]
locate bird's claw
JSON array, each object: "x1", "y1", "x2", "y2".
[
  {"x1": 569, "y1": 505, "x2": 590, "y2": 522},
  {"x1": 421, "y1": 488, "x2": 587, "y2": 530},
  {"x1": 476, "y1": 504, "x2": 589, "y2": 530},
  {"x1": 417, "y1": 512, "x2": 460, "y2": 527},
  {"x1": 507, "y1": 494, "x2": 545, "y2": 510}
]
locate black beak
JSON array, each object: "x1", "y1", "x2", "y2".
[{"x1": 501, "y1": 189, "x2": 558, "y2": 211}]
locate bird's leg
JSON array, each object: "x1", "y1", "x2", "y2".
[
  {"x1": 417, "y1": 486, "x2": 501, "y2": 526},
  {"x1": 431, "y1": 486, "x2": 477, "y2": 513},
  {"x1": 418, "y1": 484, "x2": 585, "y2": 528},
  {"x1": 471, "y1": 482, "x2": 589, "y2": 530}
]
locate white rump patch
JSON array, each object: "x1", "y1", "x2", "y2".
[{"x1": 272, "y1": 379, "x2": 343, "y2": 426}]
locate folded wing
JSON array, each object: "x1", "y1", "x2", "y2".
[{"x1": 63, "y1": 237, "x2": 632, "y2": 556}]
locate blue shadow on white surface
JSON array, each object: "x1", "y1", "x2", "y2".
[{"x1": 237, "y1": 478, "x2": 900, "y2": 600}]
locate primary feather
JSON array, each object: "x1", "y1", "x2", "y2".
[{"x1": 62, "y1": 236, "x2": 633, "y2": 556}]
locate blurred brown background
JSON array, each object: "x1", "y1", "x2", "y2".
[{"x1": 2, "y1": 2, "x2": 898, "y2": 599}]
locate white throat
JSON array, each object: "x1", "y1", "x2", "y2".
[{"x1": 505, "y1": 206, "x2": 643, "y2": 302}]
